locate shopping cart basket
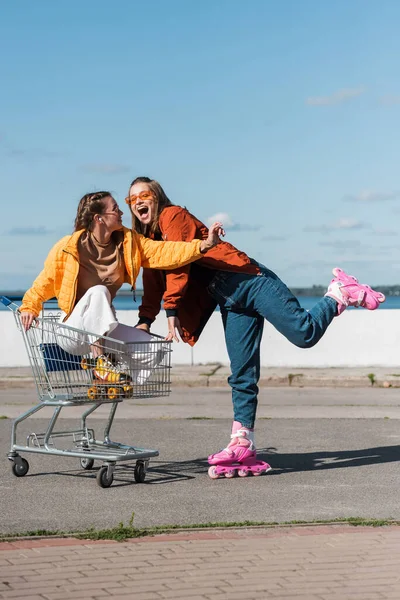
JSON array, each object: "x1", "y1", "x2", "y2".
[{"x1": 1, "y1": 296, "x2": 172, "y2": 488}]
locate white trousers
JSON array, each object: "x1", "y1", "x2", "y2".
[{"x1": 57, "y1": 285, "x2": 165, "y2": 384}]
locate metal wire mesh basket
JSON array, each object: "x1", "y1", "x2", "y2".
[{"x1": 16, "y1": 310, "x2": 172, "y2": 403}]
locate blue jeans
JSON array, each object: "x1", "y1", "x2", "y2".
[{"x1": 208, "y1": 264, "x2": 337, "y2": 428}]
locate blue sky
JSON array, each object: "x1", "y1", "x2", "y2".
[{"x1": 1, "y1": 0, "x2": 400, "y2": 290}]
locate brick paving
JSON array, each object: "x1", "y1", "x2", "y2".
[{"x1": 1, "y1": 525, "x2": 400, "y2": 599}]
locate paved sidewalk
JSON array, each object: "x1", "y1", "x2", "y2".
[
  {"x1": 2, "y1": 365, "x2": 400, "y2": 389},
  {"x1": 2, "y1": 415, "x2": 400, "y2": 534},
  {"x1": 3, "y1": 385, "x2": 400, "y2": 420},
  {"x1": 1, "y1": 525, "x2": 400, "y2": 599}
]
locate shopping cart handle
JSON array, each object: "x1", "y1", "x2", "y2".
[{"x1": 0, "y1": 296, "x2": 12, "y2": 307}]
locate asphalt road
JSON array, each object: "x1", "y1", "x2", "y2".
[{"x1": 1, "y1": 394, "x2": 400, "y2": 534}]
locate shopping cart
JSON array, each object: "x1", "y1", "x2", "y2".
[{"x1": 1, "y1": 296, "x2": 171, "y2": 488}]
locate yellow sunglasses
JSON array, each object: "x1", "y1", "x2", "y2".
[{"x1": 125, "y1": 191, "x2": 154, "y2": 205}]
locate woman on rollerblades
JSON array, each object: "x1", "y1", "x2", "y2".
[{"x1": 127, "y1": 176, "x2": 386, "y2": 478}]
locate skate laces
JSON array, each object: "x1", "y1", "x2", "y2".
[
  {"x1": 94, "y1": 354, "x2": 130, "y2": 382},
  {"x1": 96, "y1": 354, "x2": 121, "y2": 373}
]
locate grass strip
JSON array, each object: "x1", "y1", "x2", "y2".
[{"x1": 1, "y1": 515, "x2": 399, "y2": 543}]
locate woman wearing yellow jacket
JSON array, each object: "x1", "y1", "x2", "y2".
[{"x1": 20, "y1": 191, "x2": 222, "y2": 381}]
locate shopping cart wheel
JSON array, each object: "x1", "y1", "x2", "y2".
[
  {"x1": 80, "y1": 457, "x2": 95, "y2": 470},
  {"x1": 12, "y1": 457, "x2": 29, "y2": 477},
  {"x1": 134, "y1": 460, "x2": 146, "y2": 483},
  {"x1": 97, "y1": 466, "x2": 114, "y2": 488}
]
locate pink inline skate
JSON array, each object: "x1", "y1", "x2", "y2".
[
  {"x1": 325, "y1": 267, "x2": 385, "y2": 315},
  {"x1": 208, "y1": 422, "x2": 271, "y2": 479}
]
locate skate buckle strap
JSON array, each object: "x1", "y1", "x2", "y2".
[
  {"x1": 230, "y1": 428, "x2": 248, "y2": 440},
  {"x1": 357, "y1": 290, "x2": 366, "y2": 306},
  {"x1": 220, "y1": 429, "x2": 249, "y2": 452}
]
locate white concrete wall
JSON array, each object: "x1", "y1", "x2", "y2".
[{"x1": 0, "y1": 308, "x2": 398, "y2": 368}]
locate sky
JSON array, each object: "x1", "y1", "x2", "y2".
[{"x1": 1, "y1": 0, "x2": 400, "y2": 291}]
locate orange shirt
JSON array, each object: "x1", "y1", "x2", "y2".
[{"x1": 139, "y1": 206, "x2": 259, "y2": 345}]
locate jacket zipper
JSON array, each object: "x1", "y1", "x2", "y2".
[
  {"x1": 129, "y1": 233, "x2": 136, "y2": 302},
  {"x1": 62, "y1": 248, "x2": 79, "y2": 319}
]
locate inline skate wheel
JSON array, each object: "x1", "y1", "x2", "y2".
[
  {"x1": 224, "y1": 470, "x2": 235, "y2": 478},
  {"x1": 97, "y1": 466, "x2": 114, "y2": 488},
  {"x1": 208, "y1": 466, "x2": 219, "y2": 479},
  {"x1": 237, "y1": 468, "x2": 248, "y2": 477},
  {"x1": 134, "y1": 461, "x2": 146, "y2": 483},
  {"x1": 12, "y1": 457, "x2": 29, "y2": 477}
]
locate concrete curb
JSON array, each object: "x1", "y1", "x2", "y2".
[
  {"x1": 2, "y1": 520, "x2": 399, "y2": 544},
  {"x1": 1, "y1": 365, "x2": 400, "y2": 388}
]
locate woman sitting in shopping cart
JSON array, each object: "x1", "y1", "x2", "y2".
[{"x1": 19, "y1": 191, "x2": 223, "y2": 383}]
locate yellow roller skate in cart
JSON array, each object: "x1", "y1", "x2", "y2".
[{"x1": 81, "y1": 354, "x2": 133, "y2": 400}]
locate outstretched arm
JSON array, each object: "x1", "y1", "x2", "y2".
[{"x1": 138, "y1": 221, "x2": 224, "y2": 270}]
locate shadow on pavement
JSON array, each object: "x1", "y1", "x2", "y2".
[
  {"x1": 21, "y1": 457, "x2": 210, "y2": 486},
  {"x1": 258, "y1": 445, "x2": 400, "y2": 473},
  {"x1": 15, "y1": 444, "x2": 400, "y2": 485}
]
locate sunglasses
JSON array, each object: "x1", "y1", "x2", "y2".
[{"x1": 125, "y1": 191, "x2": 154, "y2": 205}]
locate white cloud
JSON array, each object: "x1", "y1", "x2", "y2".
[
  {"x1": 335, "y1": 218, "x2": 365, "y2": 230},
  {"x1": 344, "y1": 190, "x2": 400, "y2": 202},
  {"x1": 207, "y1": 212, "x2": 234, "y2": 228},
  {"x1": 304, "y1": 218, "x2": 367, "y2": 233},
  {"x1": 229, "y1": 224, "x2": 261, "y2": 232},
  {"x1": 319, "y1": 239, "x2": 361, "y2": 248},
  {"x1": 306, "y1": 87, "x2": 365, "y2": 106},
  {"x1": 207, "y1": 212, "x2": 261, "y2": 232}
]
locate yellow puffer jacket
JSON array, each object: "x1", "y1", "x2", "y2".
[{"x1": 21, "y1": 227, "x2": 203, "y2": 317}]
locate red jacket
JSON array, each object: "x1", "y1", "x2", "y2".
[{"x1": 139, "y1": 206, "x2": 259, "y2": 345}]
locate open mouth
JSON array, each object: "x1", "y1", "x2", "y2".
[{"x1": 137, "y1": 205, "x2": 149, "y2": 218}]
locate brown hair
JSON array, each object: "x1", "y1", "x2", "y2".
[
  {"x1": 128, "y1": 177, "x2": 174, "y2": 237},
  {"x1": 73, "y1": 191, "x2": 111, "y2": 232}
]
